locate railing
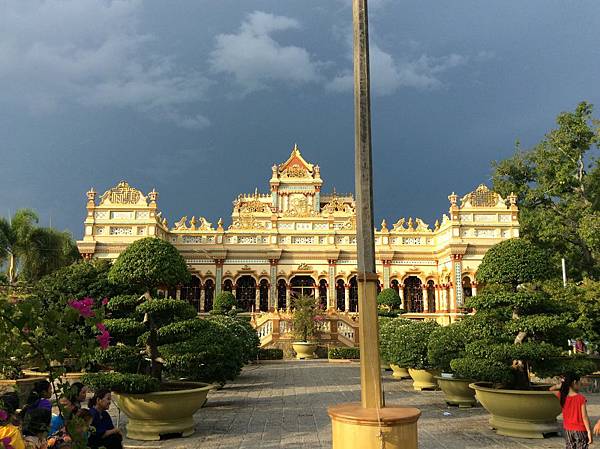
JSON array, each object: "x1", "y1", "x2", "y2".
[{"x1": 249, "y1": 310, "x2": 360, "y2": 348}]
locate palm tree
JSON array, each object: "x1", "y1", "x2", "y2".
[{"x1": 0, "y1": 209, "x2": 80, "y2": 283}]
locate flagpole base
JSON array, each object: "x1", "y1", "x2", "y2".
[{"x1": 328, "y1": 403, "x2": 420, "y2": 449}]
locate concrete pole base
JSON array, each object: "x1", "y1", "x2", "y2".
[{"x1": 328, "y1": 403, "x2": 421, "y2": 449}]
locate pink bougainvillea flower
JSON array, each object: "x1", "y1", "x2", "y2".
[
  {"x1": 1, "y1": 436, "x2": 13, "y2": 449},
  {"x1": 96, "y1": 330, "x2": 110, "y2": 349},
  {"x1": 101, "y1": 297, "x2": 109, "y2": 305},
  {"x1": 68, "y1": 298, "x2": 95, "y2": 318},
  {"x1": 96, "y1": 322, "x2": 107, "y2": 332},
  {"x1": 21, "y1": 326, "x2": 30, "y2": 335},
  {"x1": 0, "y1": 410, "x2": 8, "y2": 422}
]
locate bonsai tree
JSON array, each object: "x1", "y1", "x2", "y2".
[
  {"x1": 108, "y1": 237, "x2": 190, "y2": 380},
  {"x1": 212, "y1": 291, "x2": 237, "y2": 315},
  {"x1": 427, "y1": 318, "x2": 471, "y2": 374},
  {"x1": 451, "y1": 239, "x2": 596, "y2": 388},
  {"x1": 380, "y1": 318, "x2": 439, "y2": 369},
  {"x1": 377, "y1": 288, "x2": 403, "y2": 317},
  {"x1": 292, "y1": 295, "x2": 320, "y2": 342}
]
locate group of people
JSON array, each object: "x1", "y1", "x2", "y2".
[{"x1": 0, "y1": 380, "x2": 122, "y2": 449}]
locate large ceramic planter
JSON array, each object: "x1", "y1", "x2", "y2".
[
  {"x1": 292, "y1": 342, "x2": 317, "y2": 359},
  {"x1": 435, "y1": 376, "x2": 476, "y2": 407},
  {"x1": 470, "y1": 382, "x2": 561, "y2": 438},
  {"x1": 113, "y1": 381, "x2": 214, "y2": 441},
  {"x1": 408, "y1": 369, "x2": 440, "y2": 391},
  {"x1": 0, "y1": 376, "x2": 48, "y2": 406},
  {"x1": 390, "y1": 364, "x2": 410, "y2": 379}
]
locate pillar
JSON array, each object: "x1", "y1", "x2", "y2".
[
  {"x1": 399, "y1": 285, "x2": 405, "y2": 309},
  {"x1": 344, "y1": 284, "x2": 350, "y2": 312},
  {"x1": 422, "y1": 285, "x2": 428, "y2": 313},
  {"x1": 328, "y1": 260, "x2": 336, "y2": 309},
  {"x1": 175, "y1": 287, "x2": 181, "y2": 300},
  {"x1": 286, "y1": 283, "x2": 291, "y2": 310},
  {"x1": 215, "y1": 259, "x2": 224, "y2": 295},
  {"x1": 472, "y1": 281, "x2": 478, "y2": 297},
  {"x1": 434, "y1": 285, "x2": 440, "y2": 312},
  {"x1": 269, "y1": 260, "x2": 278, "y2": 310},
  {"x1": 255, "y1": 286, "x2": 260, "y2": 312},
  {"x1": 451, "y1": 254, "x2": 464, "y2": 309},
  {"x1": 200, "y1": 286, "x2": 205, "y2": 312},
  {"x1": 449, "y1": 283, "x2": 456, "y2": 312},
  {"x1": 382, "y1": 260, "x2": 391, "y2": 288}
]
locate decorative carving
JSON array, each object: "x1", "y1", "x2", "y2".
[
  {"x1": 284, "y1": 163, "x2": 308, "y2": 178},
  {"x1": 341, "y1": 216, "x2": 356, "y2": 230},
  {"x1": 240, "y1": 265, "x2": 252, "y2": 271},
  {"x1": 448, "y1": 192, "x2": 458, "y2": 207},
  {"x1": 297, "y1": 263, "x2": 312, "y2": 271},
  {"x1": 392, "y1": 218, "x2": 405, "y2": 231},
  {"x1": 173, "y1": 216, "x2": 188, "y2": 230},
  {"x1": 322, "y1": 195, "x2": 354, "y2": 214},
  {"x1": 284, "y1": 197, "x2": 317, "y2": 217},
  {"x1": 217, "y1": 218, "x2": 224, "y2": 231},
  {"x1": 380, "y1": 219, "x2": 388, "y2": 232},
  {"x1": 240, "y1": 200, "x2": 268, "y2": 213},
  {"x1": 415, "y1": 218, "x2": 431, "y2": 232},
  {"x1": 148, "y1": 188, "x2": 158, "y2": 203},
  {"x1": 189, "y1": 216, "x2": 197, "y2": 230},
  {"x1": 466, "y1": 184, "x2": 499, "y2": 208},
  {"x1": 434, "y1": 219, "x2": 440, "y2": 231},
  {"x1": 100, "y1": 181, "x2": 143, "y2": 205},
  {"x1": 197, "y1": 217, "x2": 213, "y2": 231},
  {"x1": 229, "y1": 213, "x2": 265, "y2": 230}
]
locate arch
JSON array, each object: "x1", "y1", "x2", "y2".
[
  {"x1": 204, "y1": 279, "x2": 215, "y2": 312},
  {"x1": 336, "y1": 279, "x2": 345, "y2": 311},
  {"x1": 290, "y1": 275, "x2": 315, "y2": 299},
  {"x1": 462, "y1": 276, "x2": 473, "y2": 298},
  {"x1": 277, "y1": 279, "x2": 287, "y2": 310},
  {"x1": 426, "y1": 280, "x2": 436, "y2": 313},
  {"x1": 223, "y1": 279, "x2": 234, "y2": 292},
  {"x1": 181, "y1": 275, "x2": 201, "y2": 312},
  {"x1": 235, "y1": 273, "x2": 258, "y2": 284},
  {"x1": 236, "y1": 275, "x2": 256, "y2": 312},
  {"x1": 318, "y1": 279, "x2": 328, "y2": 310},
  {"x1": 349, "y1": 276, "x2": 358, "y2": 312},
  {"x1": 404, "y1": 276, "x2": 423, "y2": 313},
  {"x1": 390, "y1": 279, "x2": 400, "y2": 294},
  {"x1": 259, "y1": 279, "x2": 269, "y2": 312}
]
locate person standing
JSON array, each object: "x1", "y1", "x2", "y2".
[{"x1": 554, "y1": 373, "x2": 592, "y2": 448}]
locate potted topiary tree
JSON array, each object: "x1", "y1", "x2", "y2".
[
  {"x1": 376, "y1": 288, "x2": 403, "y2": 318},
  {"x1": 427, "y1": 318, "x2": 476, "y2": 407},
  {"x1": 379, "y1": 317, "x2": 411, "y2": 379},
  {"x1": 380, "y1": 317, "x2": 440, "y2": 389},
  {"x1": 291, "y1": 295, "x2": 320, "y2": 359},
  {"x1": 212, "y1": 291, "x2": 237, "y2": 315},
  {"x1": 81, "y1": 238, "x2": 217, "y2": 440},
  {"x1": 451, "y1": 239, "x2": 597, "y2": 438}
]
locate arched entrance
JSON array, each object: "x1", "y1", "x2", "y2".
[
  {"x1": 349, "y1": 276, "x2": 358, "y2": 312},
  {"x1": 181, "y1": 275, "x2": 201, "y2": 312},
  {"x1": 336, "y1": 279, "x2": 345, "y2": 311},
  {"x1": 426, "y1": 280, "x2": 436, "y2": 313},
  {"x1": 390, "y1": 279, "x2": 400, "y2": 294},
  {"x1": 404, "y1": 276, "x2": 423, "y2": 313},
  {"x1": 223, "y1": 279, "x2": 233, "y2": 292},
  {"x1": 259, "y1": 279, "x2": 269, "y2": 311},
  {"x1": 277, "y1": 279, "x2": 287, "y2": 310},
  {"x1": 318, "y1": 279, "x2": 328, "y2": 310},
  {"x1": 204, "y1": 279, "x2": 214, "y2": 312},
  {"x1": 462, "y1": 276, "x2": 473, "y2": 298},
  {"x1": 290, "y1": 276, "x2": 315, "y2": 299},
  {"x1": 236, "y1": 276, "x2": 256, "y2": 312}
]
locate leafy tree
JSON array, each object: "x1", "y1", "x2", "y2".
[
  {"x1": 379, "y1": 318, "x2": 438, "y2": 369},
  {"x1": 212, "y1": 291, "x2": 237, "y2": 315},
  {"x1": 451, "y1": 239, "x2": 595, "y2": 388},
  {"x1": 108, "y1": 237, "x2": 190, "y2": 380},
  {"x1": 292, "y1": 295, "x2": 320, "y2": 342},
  {"x1": 0, "y1": 209, "x2": 80, "y2": 283},
  {"x1": 492, "y1": 101, "x2": 600, "y2": 279},
  {"x1": 377, "y1": 288, "x2": 402, "y2": 310}
]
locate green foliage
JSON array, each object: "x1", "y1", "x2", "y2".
[
  {"x1": 476, "y1": 239, "x2": 553, "y2": 287},
  {"x1": 95, "y1": 345, "x2": 141, "y2": 373},
  {"x1": 136, "y1": 298, "x2": 196, "y2": 326},
  {"x1": 212, "y1": 291, "x2": 237, "y2": 315},
  {"x1": 492, "y1": 102, "x2": 600, "y2": 279},
  {"x1": 379, "y1": 319, "x2": 439, "y2": 369},
  {"x1": 328, "y1": 347, "x2": 360, "y2": 360},
  {"x1": 33, "y1": 260, "x2": 127, "y2": 306},
  {"x1": 558, "y1": 279, "x2": 600, "y2": 346},
  {"x1": 103, "y1": 318, "x2": 146, "y2": 345},
  {"x1": 108, "y1": 237, "x2": 190, "y2": 291},
  {"x1": 106, "y1": 294, "x2": 144, "y2": 318},
  {"x1": 81, "y1": 372, "x2": 159, "y2": 394},
  {"x1": 257, "y1": 348, "x2": 283, "y2": 360},
  {"x1": 208, "y1": 315, "x2": 259, "y2": 363},
  {"x1": 377, "y1": 288, "x2": 401, "y2": 309},
  {"x1": 427, "y1": 320, "x2": 470, "y2": 372},
  {"x1": 291, "y1": 295, "x2": 320, "y2": 342}
]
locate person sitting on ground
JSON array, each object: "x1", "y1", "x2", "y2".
[
  {"x1": 87, "y1": 390, "x2": 122, "y2": 449},
  {"x1": 48, "y1": 408, "x2": 92, "y2": 449},
  {"x1": 0, "y1": 392, "x2": 25, "y2": 449},
  {"x1": 22, "y1": 408, "x2": 51, "y2": 449},
  {"x1": 67, "y1": 384, "x2": 87, "y2": 410},
  {"x1": 49, "y1": 396, "x2": 76, "y2": 436},
  {"x1": 21, "y1": 381, "x2": 52, "y2": 417}
]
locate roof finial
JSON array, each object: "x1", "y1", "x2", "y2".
[{"x1": 293, "y1": 142, "x2": 299, "y2": 153}]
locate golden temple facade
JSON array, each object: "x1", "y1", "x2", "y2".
[{"x1": 77, "y1": 145, "x2": 519, "y2": 323}]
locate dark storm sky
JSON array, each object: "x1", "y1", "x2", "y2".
[{"x1": 1, "y1": 0, "x2": 599, "y2": 237}]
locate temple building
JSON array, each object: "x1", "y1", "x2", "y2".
[{"x1": 77, "y1": 144, "x2": 519, "y2": 326}]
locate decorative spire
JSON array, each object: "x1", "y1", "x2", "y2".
[
  {"x1": 448, "y1": 192, "x2": 458, "y2": 207},
  {"x1": 86, "y1": 188, "x2": 97, "y2": 206},
  {"x1": 380, "y1": 219, "x2": 388, "y2": 232}
]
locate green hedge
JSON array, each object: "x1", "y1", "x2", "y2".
[
  {"x1": 103, "y1": 318, "x2": 146, "y2": 345},
  {"x1": 106, "y1": 294, "x2": 143, "y2": 318},
  {"x1": 82, "y1": 372, "x2": 160, "y2": 394},
  {"x1": 95, "y1": 345, "x2": 141, "y2": 373},
  {"x1": 136, "y1": 298, "x2": 196, "y2": 326},
  {"x1": 258, "y1": 348, "x2": 283, "y2": 360},
  {"x1": 328, "y1": 347, "x2": 360, "y2": 360}
]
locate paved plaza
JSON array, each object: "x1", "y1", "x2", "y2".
[{"x1": 118, "y1": 360, "x2": 599, "y2": 449}]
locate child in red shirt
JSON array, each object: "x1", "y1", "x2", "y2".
[{"x1": 554, "y1": 373, "x2": 592, "y2": 449}]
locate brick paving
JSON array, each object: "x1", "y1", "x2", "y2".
[{"x1": 115, "y1": 360, "x2": 600, "y2": 449}]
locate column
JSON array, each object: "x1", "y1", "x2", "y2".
[
  {"x1": 316, "y1": 283, "x2": 321, "y2": 303},
  {"x1": 344, "y1": 284, "x2": 350, "y2": 312},
  {"x1": 200, "y1": 286, "x2": 205, "y2": 312},
  {"x1": 215, "y1": 259, "x2": 224, "y2": 295},
  {"x1": 285, "y1": 283, "x2": 291, "y2": 310},
  {"x1": 422, "y1": 285, "x2": 428, "y2": 313},
  {"x1": 434, "y1": 285, "x2": 440, "y2": 312},
  {"x1": 269, "y1": 260, "x2": 277, "y2": 310},
  {"x1": 255, "y1": 286, "x2": 260, "y2": 312},
  {"x1": 176, "y1": 287, "x2": 181, "y2": 300},
  {"x1": 382, "y1": 260, "x2": 391, "y2": 289},
  {"x1": 451, "y1": 254, "x2": 464, "y2": 309},
  {"x1": 399, "y1": 284, "x2": 405, "y2": 309},
  {"x1": 328, "y1": 260, "x2": 336, "y2": 309},
  {"x1": 449, "y1": 283, "x2": 456, "y2": 312},
  {"x1": 472, "y1": 281, "x2": 478, "y2": 297}
]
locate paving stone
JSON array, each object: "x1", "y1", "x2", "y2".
[{"x1": 111, "y1": 360, "x2": 600, "y2": 449}]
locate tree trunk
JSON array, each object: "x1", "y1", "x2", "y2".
[{"x1": 143, "y1": 290, "x2": 163, "y2": 381}]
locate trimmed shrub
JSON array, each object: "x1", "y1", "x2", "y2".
[
  {"x1": 377, "y1": 288, "x2": 401, "y2": 310},
  {"x1": 380, "y1": 319, "x2": 439, "y2": 369},
  {"x1": 212, "y1": 292, "x2": 237, "y2": 315},
  {"x1": 328, "y1": 347, "x2": 360, "y2": 360},
  {"x1": 82, "y1": 372, "x2": 159, "y2": 394},
  {"x1": 258, "y1": 348, "x2": 283, "y2": 360}
]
